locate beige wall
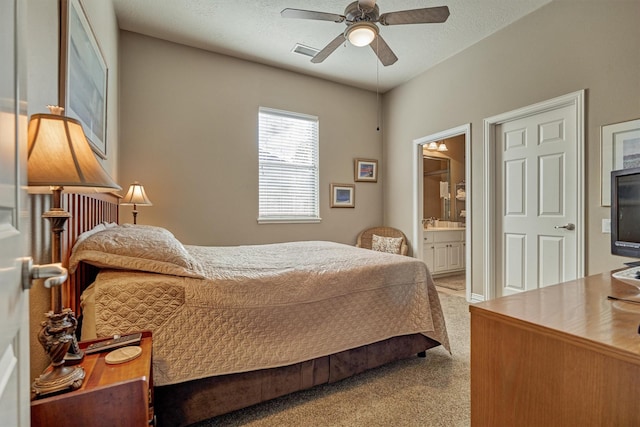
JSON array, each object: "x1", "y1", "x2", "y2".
[
  {"x1": 118, "y1": 31, "x2": 383, "y2": 246},
  {"x1": 26, "y1": 0, "x2": 120, "y2": 379},
  {"x1": 382, "y1": 0, "x2": 640, "y2": 298}
]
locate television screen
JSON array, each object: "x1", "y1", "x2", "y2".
[
  {"x1": 617, "y1": 174, "x2": 640, "y2": 243},
  {"x1": 611, "y1": 167, "x2": 640, "y2": 262}
]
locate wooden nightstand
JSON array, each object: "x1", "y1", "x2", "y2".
[{"x1": 31, "y1": 330, "x2": 154, "y2": 427}]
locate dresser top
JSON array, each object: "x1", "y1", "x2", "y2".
[{"x1": 470, "y1": 271, "x2": 640, "y2": 362}]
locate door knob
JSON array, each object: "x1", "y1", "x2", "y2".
[
  {"x1": 21, "y1": 257, "x2": 68, "y2": 290},
  {"x1": 554, "y1": 223, "x2": 575, "y2": 231}
]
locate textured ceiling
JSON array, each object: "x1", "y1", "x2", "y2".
[{"x1": 113, "y1": 0, "x2": 551, "y2": 92}]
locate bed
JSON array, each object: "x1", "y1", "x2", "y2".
[{"x1": 55, "y1": 194, "x2": 450, "y2": 426}]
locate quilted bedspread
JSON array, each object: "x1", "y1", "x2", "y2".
[{"x1": 90, "y1": 241, "x2": 450, "y2": 386}]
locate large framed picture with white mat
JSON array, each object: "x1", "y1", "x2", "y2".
[{"x1": 59, "y1": 0, "x2": 108, "y2": 158}]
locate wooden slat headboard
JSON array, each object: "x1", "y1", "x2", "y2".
[{"x1": 61, "y1": 192, "x2": 120, "y2": 314}]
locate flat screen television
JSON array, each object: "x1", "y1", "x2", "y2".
[{"x1": 611, "y1": 166, "x2": 640, "y2": 266}]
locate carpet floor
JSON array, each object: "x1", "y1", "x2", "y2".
[{"x1": 193, "y1": 292, "x2": 470, "y2": 426}]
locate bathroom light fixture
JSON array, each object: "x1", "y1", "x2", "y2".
[
  {"x1": 437, "y1": 141, "x2": 449, "y2": 152},
  {"x1": 427, "y1": 141, "x2": 439, "y2": 151},
  {"x1": 346, "y1": 22, "x2": 378, "y2": 47}
]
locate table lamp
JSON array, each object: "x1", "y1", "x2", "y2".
[
  {"x1": 28, "y1": 106, "x2": 121, "y2": 396},
  {"x1": 120, "y1": 182, "x2": 152, "y2": 224}
]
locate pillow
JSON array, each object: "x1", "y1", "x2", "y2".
[
  {"x1": 371, "y1": 234, "x2": 403, "y2": 254},
  {"x1": 75, "y1": 223, "x2": 108, "y2": 245},
  {"x1": 69, "y1": 224, "x2": 205, "y2": 278},
  {"x1": 74, "y1": 222, "x2": 120, "y2": 246}
]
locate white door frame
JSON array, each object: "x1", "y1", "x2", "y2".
[
  {"x1": 413, "y1": 123, "x2": 472, "y2": 301},
  {"x1": 482, "y1": 90, "x2": 585, "y2": 300}
]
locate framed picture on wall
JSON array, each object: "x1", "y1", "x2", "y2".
[
  {"x1": 600, "y1": 118, "x2": 640, "y2": 206},
  {"x1": 60, "y1": 0, "x2": 108, "y2": 158},
  {"x1": 330, "y1": 183, "x2": 355, "y2": 208},
  {"x1": 354, "y1": 158, "x2": 378, "y2": 182}
]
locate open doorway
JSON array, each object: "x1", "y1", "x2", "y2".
[{"x1": 413, "y1": 124, "x2": 471, "y2": 301}]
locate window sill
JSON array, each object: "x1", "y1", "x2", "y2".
[{"x1": 257, "y1": 217, "x2": 322, "y2": 224}]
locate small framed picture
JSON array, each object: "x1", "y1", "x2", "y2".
[
  {"x1": 330, "y1": 183, "x2": 355, "y2": 208},
  {"x1": 354, "y1": 158, "x2": 378, "y2": 182}
]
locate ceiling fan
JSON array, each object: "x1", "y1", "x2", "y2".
[{"x1": 281, "y1": 0, "x2": 450, "y2": 66}]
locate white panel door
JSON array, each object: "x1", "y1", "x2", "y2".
[
  {"x1": 0, "y1": 0, "x2": 29, "y2": 424},
  {"x1": 496, "y1": 105, "x2": 578, "y2": 296}
]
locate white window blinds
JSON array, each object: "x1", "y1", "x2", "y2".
[{"x1": 258, "y1": 107, "x2": 320, "y2": 223}]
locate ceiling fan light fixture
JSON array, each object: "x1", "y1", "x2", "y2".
[
  {"x1": 346, "y1": 22, "x2": 378, "y2": 47},
  {"x1": 282, "y1": 4, "x2": 450, "y2": 65}
]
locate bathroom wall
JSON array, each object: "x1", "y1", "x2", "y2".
[{"x1": 422, "y1": 135, "x2": 466, "y2": 223}]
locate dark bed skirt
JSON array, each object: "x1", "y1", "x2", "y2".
[{"x1": 155, "y1": 333, "x2": 440, "y2": 426}]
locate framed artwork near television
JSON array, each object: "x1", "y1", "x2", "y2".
[
  {"x1": 601, "y1": 118, "x2": 640, "y2": 206},
  {"x1": 354, "y1": 158, "x2": 378, "y2": 182},
  {"x1": 330, "y1": 183, "x2": 355, "y2": 208},
  {"x1": 59, "y1": 0, "x2": 108, "y2": 158}
]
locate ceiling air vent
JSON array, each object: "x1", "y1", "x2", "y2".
[{"x1": 292, "y1": 43, "x2": 320, "y2": 58}]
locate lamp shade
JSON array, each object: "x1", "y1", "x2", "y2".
[
  {"x1": 437, "y1": 141, "x2": 449, "y2": 152},
  {"x1": 27, "y1": 113, "x2": 121, "y2": 191},
  {"x1": 121, "y1": 182, "x2": 153, "y2": 206},
  {"x1": 346, "y1": 22, "x2": 378, "y2": 47}
]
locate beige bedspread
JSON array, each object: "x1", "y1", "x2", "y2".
[{"x1": 89, "y1": 241, "x2": 449, "y2": 386}]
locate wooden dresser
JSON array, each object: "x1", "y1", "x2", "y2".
[
  {"x1": 31, "y1": 331, "x2": 153, "y2": 426},
  {"x1": 470, "y1": 271, "x2": 640, "y2": 426}
]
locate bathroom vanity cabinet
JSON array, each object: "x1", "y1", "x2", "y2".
[{"x1": 423, "y1": 228, "x2": 465, "y2": 275}]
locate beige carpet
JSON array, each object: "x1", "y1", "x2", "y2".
[{"x1": 193, "y1": 292, "x2": 470, "y2": 426}]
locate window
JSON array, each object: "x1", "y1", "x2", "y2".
[{"x1": 258, "y1": 107, "x2": 320, "y2": 223}]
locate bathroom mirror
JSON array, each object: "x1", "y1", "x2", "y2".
[{"x1": 423, "y1": 155, "x2": 451, "y2": 221}]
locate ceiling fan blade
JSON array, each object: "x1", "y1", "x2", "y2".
[
  {"x1": 281, "y1": 8, "x2": 345, "y2": 23},
  {"x1": 370, "y1": 35, "x2": 398, "y2": 66},
  {"x1": 311, "y1": 33, "x2": 346, "y2": 64},
  {"x1": 379, "y1": 6, "x2": 450, "y2": 26}
]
